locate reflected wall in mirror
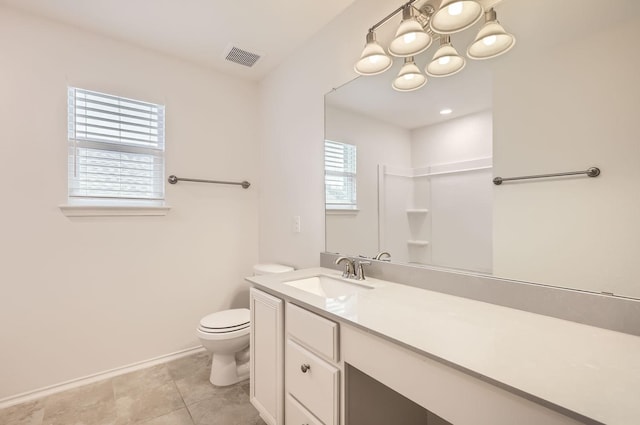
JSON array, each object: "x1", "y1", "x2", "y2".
[{"x1": 325, "y1": 0, "x2": 640, "y2": 298}]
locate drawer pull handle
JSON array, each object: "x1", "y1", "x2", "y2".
[{"x1": 300, "y1": 363, "x2": 311, "y2": 373}]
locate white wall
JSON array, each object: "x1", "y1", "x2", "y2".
[
  {"x1": 411, "y1": 111, "x2": 493, "y2": 167},
  {"x1": 411, "y1": 111, "x2": 493, "y2": 273},
  {"x1": 258, "y1": 0, "x2": 394, "y2": 269},
  {"x1": 0, "y1": 7, "x2": 259, "y2": 400},
  {"x1": 493, "y1": 17, "x2": 640, "y2": 296},
  {"x1": 325, "y1": 106, "x2": 411, "y2": 257},
  {"x1": 380, "y1": 172, "x2": 414, "y2": 264}
]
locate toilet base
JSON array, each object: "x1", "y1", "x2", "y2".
[{"x1": 210, "y1": 352, "x2": 250, "y2": 386}]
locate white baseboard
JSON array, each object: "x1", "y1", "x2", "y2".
[{"x1": 0, "y1": 345, "x2": 206, "y2": 410}]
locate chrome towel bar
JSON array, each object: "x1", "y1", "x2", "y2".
[
  {"x1": 493, "y1": 167, "x2": 600, "y2": 185},
  {"x1": 168, "y1": 175, "x2": 250, "y2": 189}
]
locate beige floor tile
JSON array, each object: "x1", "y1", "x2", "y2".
[
  {"x1": 3, "y1": 353, "x2": 258, "y2": 425},
  {"x1": 174, "y1": 365, "x2": 248, "y2": 406},
  {"x1": 42, "y1": 380, "x2": 117, "y2": 425},
  {"x1": 166, "y1": 352, "x2": 211, "y2": 381},
  {"x1": 114, "y1": 381, "x2": 185, "y2": 425},
  {"x1": 0, "y1": 399, "x2": 45, "y2": 425},
  {"x1": 112, "y1": 365, "x2": 173, "y2": 396},
  {"x1": 43, "y1": 404, "x2": 116, "y2": 425},
  {"x1": 187, "y1": 395, "x2": 263, "y2": 425},
  {"x1": 133, "y1": 408, "x2": 194, "y2": 425},
  {"x1": 239, "y1": 380, "x2": 250, "y2": 397}
]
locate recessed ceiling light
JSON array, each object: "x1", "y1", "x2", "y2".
[{"x1": 440, "y1": 108, "x2": 453, "y2": 115}]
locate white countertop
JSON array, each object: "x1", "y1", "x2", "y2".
[{"x1": 247, "y1": 267, "x2": 640, "y2": 425}]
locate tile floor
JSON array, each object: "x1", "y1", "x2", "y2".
[{"x1": 0, "y1": 351, "x2": 266, "y2": 425}]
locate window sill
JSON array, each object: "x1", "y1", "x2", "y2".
[
  {"x1": 326, "y1": 208, "x2": 360, "y2": 216},
  {"x1": 59, "y1": 204, "x2": 171, "y2": 217}
]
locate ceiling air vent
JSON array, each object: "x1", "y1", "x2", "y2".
[{"x1": 224, "y1": 45, "x2": 261, "y2": 68}]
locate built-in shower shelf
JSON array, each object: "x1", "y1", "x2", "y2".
[
  {"x1": 407, "y1": 240, "x2": 429, "y2": 247},
  {"x1": 406, "y1": 209, "x2": 429, "y2": 214}
]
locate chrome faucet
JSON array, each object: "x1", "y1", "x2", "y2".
[
  {"x1": 374, "y1": 251, "x2": 391, "y2": 261},
  {"x1": 335, "y1": 256, "x2": 355, "y2": 279},
  {"x1": 355, "y1": 260, "x2": 371, "y2": 280}
]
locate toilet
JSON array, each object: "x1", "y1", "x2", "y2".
[{"x1": 197, "y1": 263, "x2": 294, "y2": 386}]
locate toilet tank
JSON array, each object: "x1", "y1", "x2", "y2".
[{"x1": 253, "y1": 263, "x2": 294, "y2": 276}]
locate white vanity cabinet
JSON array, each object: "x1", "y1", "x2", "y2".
[
  {"x1": 285, "y1": 303, "x2": 340, "y2": 425},
  {"x1": 249, "y1": 275, "x2": 600, "y2": 425},
  {"x1": 250, "y1": 288, "x2": 284, "y2": 425},
  {"x1": 250, "y1": 289, "x2": 341, "y2": 425}
]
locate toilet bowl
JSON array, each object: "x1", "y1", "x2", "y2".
[
  {"x1": 197, "y1": 263, "x2": 294, "y2": 386},
  {"x1": 197, "y1": 308, "x2": 251, "y2": 386}
]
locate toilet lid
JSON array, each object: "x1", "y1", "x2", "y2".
[
  {"x1": 253, "y1": 263, "x2": 294, "y2": 274},
  {"x1": 200, "y1": 308, "x2": 250, "y2": 330}
]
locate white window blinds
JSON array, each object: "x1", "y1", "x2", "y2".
[
  {"x1": 67, "y1": 87, "x2": 165, "y2": 200},
  {"x1": 325, "y1": 140, "x2": 357, "y2": 210}
]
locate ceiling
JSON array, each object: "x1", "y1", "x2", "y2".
[
  {"x1": 327, "y1": 57, "x2": 493, "y2": 130},
  {"x1": 3, "y1": 0, "x2": 638, "y2": 91},
  {"x1": 0, "y1": 0, "x2": 356, "y2": 81}
]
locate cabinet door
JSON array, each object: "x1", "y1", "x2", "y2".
[{"x1": 250, "y1": 288, "x2": 284, "y2": 425}]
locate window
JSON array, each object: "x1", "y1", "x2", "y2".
[
  {"x1": 67, "y1": 87, "x2": 165, "y2": 202},
  {"x1": 324, "y1": 140, "x2": 357, "y2": 210}
]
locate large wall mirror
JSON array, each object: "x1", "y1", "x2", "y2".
[{"x1": 325, "y1": 0, "x2": 640, "y2": 299}]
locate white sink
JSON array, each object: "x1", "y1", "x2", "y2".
[{"x1": 282, "y1": 275, "x2": 373, "y2": 298}]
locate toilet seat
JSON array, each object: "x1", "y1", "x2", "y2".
[
  {"x1": 196, "y1": 325, "x2": 250, "y2": 341},
  {"x1": 200, "y1": 323, "x2": 249, "y2": 333},
  {"x1": 198, "y1": 308, "x2": 249, "y2": 334},
  {"x1": 199, "y1": 323, "x2": 249, "y2": 334}
]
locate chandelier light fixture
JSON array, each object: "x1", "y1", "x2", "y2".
[
  {"x1": 354, "y1": 0, "x2": 516, "y2": 92},
  {"x1": 467, "y1": 8, "x2": 516, "y2": 59},
  {"x1": 392, "y1": 57, "x2": 428, "y2": 91},
  {"x1": 389, "y1": 5, "x2": 432, "y2": 57},
  {"x1": 354, "y1": 32, "x2": 394, "y2": 75},
  {"x1": 426, "y1": 35, "x2": 465, "y2": 77},
  {"x1": 430, "y1": 0, "x2": 483, "y2": 34}
]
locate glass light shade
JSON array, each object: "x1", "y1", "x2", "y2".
[
  {"x1": 426, "y1": 41, "x2": 465, "y2": 77},
  {"x1": 389, "y1": 11, "x2": 432, "y2": 57},
  {"x1": 430, "y1": 0, "x2": 483, "y2": 34},
  {"x1": 354, "y1": 32, "x2": 393, "y2": 75},
  {"x1": 467, "y1": 18, "x2": 516, "y2": 60},
  {"x1": 392, "y1": 58, "x2": 427, "y2": 92}
]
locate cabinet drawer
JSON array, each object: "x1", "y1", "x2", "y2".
[
  {"x1": 286, "y1": 393, "x2": 324, "y2": 425},
  {"x1": 286, "y1": 339, "x2": 339, "y2": 425},
  {"x1": 287, "y1": 303, "x2": 339, "y2": 362}
]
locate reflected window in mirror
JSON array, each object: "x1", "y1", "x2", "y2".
[{"x1": 325, "y1": 140, "x2": 357, "y2": 211}]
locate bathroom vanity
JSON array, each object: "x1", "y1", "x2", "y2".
[{"x1": 247, "y1": 268, "x2": 640, "y2": 425}]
